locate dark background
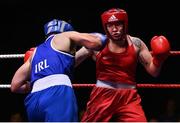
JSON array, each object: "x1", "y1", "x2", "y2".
[{"x1": 0, "y1": 0, "x2": 179, "y2": 121}]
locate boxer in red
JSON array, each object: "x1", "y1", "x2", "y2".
[{"x1": 76, "y1": 8, "x2": 170, "y2": 122}]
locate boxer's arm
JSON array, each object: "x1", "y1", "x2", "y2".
[
  {"x1": 11, "y1": 55, "x2": 32, "y2": 94},
  {"x1": 139, "y1": 36, "x2": 170, "y2": 77},
  {"x1": 64, "y1": 31, "x2": 107, "y2": 50},
  {"x1": 75, "y1": 47, "x2": 94, "y2": 67},
  {"x1": 138, "y1": 41, "x2": 161, "y2": 77}
]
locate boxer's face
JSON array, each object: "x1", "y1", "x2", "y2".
[{"x1": 106, "y1": 21, "x2": 124, "y2": 41}]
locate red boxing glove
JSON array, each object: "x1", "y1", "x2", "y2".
[
  {"x1": 24, "y1": 47, "x2": 35, "y2": 62},
  {"x1": 150, "y1": 35, "x2": 170, "y2": 67}
]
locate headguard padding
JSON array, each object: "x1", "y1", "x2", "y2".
[
  {"x1": 101, "y1": 8, "x2": 128, "y2": 35},
  {"x1": 44, "y1": 19, "x2": 74, "y2": 36}
]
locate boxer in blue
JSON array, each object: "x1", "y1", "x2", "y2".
[{"x1": 11, "y1": 19, "x2": 107, "y2": 122}]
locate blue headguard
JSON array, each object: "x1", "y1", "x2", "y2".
[{"x1": 44, "y1": 19, "x2": 74, "y2": 36}]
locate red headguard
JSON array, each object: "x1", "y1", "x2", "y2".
[{"x1": 101, "y1": 8, "x2": 128, "y2": 36}]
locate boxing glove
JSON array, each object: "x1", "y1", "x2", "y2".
[
  {"x1": 24, "y1": 47, "x2": 35, "y2": 62},
  {"x1": 150, "y1": 35, "x2": 170, "y2": 67},
  {"x1": 90, "y1": 32, "x2": 107, "y2": 47}
]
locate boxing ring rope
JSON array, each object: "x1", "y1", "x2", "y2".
[
  {"x1": 0, "y1": 51, "x2": 179, "y2": 89},
  {"x1": 169, "y1": 51, "x2": 180, "y2": 56},
  {"x1": 1, "y1": 83, "x2": 180, "y2": 89},
  {"x1": 73, "y1": 84, "x2": 180, "y2": 88},
  {"x1": 0, "y1": 51, "x2": 179, "y2": 59},
  {"x1": 0, "y1": 54, "x2": 24, "y2": 59}
]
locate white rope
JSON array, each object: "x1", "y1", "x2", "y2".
[
  {"x1": 0, "y1": 54, "x2": 24, "y2": 59},
  {"x1": 0, "y1": 84, "x2": 11, "y2": 88}
]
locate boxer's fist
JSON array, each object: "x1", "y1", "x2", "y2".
[
  {"x1": 150, "y1": 36, "x2": 170, "y2": 67},
  {"x1": 24, "y1": 47, "x2": 35, "y2": 62},
  {"x1": 90, "y1": 32, "x2": 107, "y2": 47}
]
